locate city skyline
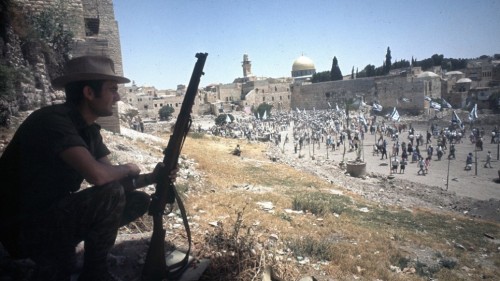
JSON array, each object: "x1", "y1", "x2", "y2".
[{"x1": 114, "y1": 0, "x2": 500, "y2": 90}]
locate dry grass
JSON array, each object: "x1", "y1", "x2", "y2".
[{"x1": 131, "y1": 133, "x2": 500, "y2": 280}]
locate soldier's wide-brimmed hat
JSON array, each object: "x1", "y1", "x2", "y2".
[{"x1": 52, "y1": 56, "x2": 130, "y2": 89}]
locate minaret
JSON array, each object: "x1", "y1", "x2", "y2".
[{"x1": 242, "y1": 54, "x2": 252, "y2": 78}]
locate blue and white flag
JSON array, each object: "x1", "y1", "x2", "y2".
[
  {"x1": 430, "y1": 101, "x2": 441, "y2": 110},
  {"x1": 373, "y1": 102, "x2": 383, "y2": 112},
  {"x1": 296, "y1": 107, "x2": 301, "y2": 113},
  {"x1": 468, "y1": 104, "x2": 478, "y2": 121},
  {"x1": 441, "y1": 98, "x2": 452, "y2": 109},
  {"x1": 360, "y1": 98, "x2": 367, "y2": 107},
  {"x1": 226, "y1": 114, "x2": 231, "y2": 123},
  {"x1": 359, "y1": 113, "x2": 367, "y2": 125},
  {"x1": 262, "y1": 110, "x2": 267, "y2": 120},
  {"x1": 424, "y1": 96, "x2": 432, "y2": 101},
  {"x1": 327, "y1": 102, "x2": 332, "y2": 108},
  {"x1": 390, "y1": 107, "x2": 400, "y2": 121},
  {"x1": 451, "y1": 110, "x2": 462, "y2": 125},
  {"x1": 335, "y1": 103, "x2": 340, "y2": 112}
]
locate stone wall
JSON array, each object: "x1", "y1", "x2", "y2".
[
  {"x1": 12, "y1": 0, "x2": 125, "y2": 133},
  {"x1": 291, "y1": 78, "x2": 375, "y2": 111}
]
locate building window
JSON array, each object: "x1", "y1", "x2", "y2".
[{"x1": 84, "y1": 18, "x2": 100, "y2": 36}]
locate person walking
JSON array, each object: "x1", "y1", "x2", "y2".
[
  {"x1": 417, "y1": 157, "x2": 426, "y2": 175},
  {"x1": 484, "y1": 151, "x2": 493, "y2": 168},
  {"x1": 400, "y1": 158, "x2": 406, "y2": 174}
]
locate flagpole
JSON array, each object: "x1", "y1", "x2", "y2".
[{"x1": 446, "y1": 156, "x2": 451, "y2": 190}]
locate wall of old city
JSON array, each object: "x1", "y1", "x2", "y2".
[
  {"x1": 217, "y1": 83, "x2": 242, "y2": 103},
  {"x1": 374, "y1": 76, "x2": 427, "y2": 114},
  {"x1": 291, "y1": 78, "x2": 375, "y2": 111},
  {"x1": 240, "y1": 80, "x2": 292, "y2": 111}
]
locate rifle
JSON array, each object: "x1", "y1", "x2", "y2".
[{"x1": 142, "y1": 52, "x2": 208, "y2": 281}]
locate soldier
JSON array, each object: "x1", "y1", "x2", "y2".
[{"x1": 0, "y1": 56, "x2": 177, "y2": 281}]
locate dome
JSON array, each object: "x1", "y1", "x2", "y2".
[
  {"x1": 417, "y1": 71, "x2": 439, "y2": 78},
  {"x1": 457, "y1": 78, "x2": 472, "y2": 83},
  {"x1": 445, "y1": 71, "x2": 463, "y2": 76},
  {"x1": 292, "y1": 55, "x2": 315, "y2": 71}
]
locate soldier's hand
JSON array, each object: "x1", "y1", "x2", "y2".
[{"x1": 151, "y1": 162, "x2": 180, "y2": 183}]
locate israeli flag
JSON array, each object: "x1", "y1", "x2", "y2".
[
  {"x1": 335, "y1": 103, "x2": 340, "y2": 112},
  {"x1": 327, "y1": 102, "x2": 332, "y2": 108},
  {"x1": 468, "y1": 104, "x2": 478, "y2": 121},
  {"x1": 441, "y1": 98, "x2": 452, "y2": 108},
  {"x1": 360, "y1": 98, "x2": 367, "y2": 107},
  {"x1": 373, "y1": 102, "x2": 383, "y2": 112},
  {"x1": 226, "y1": 114, "x2": 231, "y2": 123},
  {"x1": 430, "y1": 101, "x2": 441, "y2": 110},
  {"x1": 359, "y1": 113, "x2": 367, "y2": 125},
  {"x1": 262, "y1": 110, "x2": 267, "y2": 120},
  {"x1": 451, "y1": 111, "x2": 462, "y2": 125},
  {"x1": 424, "y1": 96, "x2": 432, "y2": 101},
  {"x1": 390, "y1": 107, "x2": 400, "y2": 121}
]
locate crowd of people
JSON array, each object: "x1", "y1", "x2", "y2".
[{"x1": 203, "y1": 108, "x2": 498, "y2": 178}]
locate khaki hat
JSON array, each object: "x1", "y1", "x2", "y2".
[{"x1": 52, "y1": 55, "x2": 130, "y2": 89}]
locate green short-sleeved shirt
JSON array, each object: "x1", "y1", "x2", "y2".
[{"x1": 0, "y1": 103, "x2": 110, "y2": 217}]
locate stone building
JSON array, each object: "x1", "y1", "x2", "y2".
[
  {"x1": 14, "y1": 0, "x2": 126, "y2": 133},
  {"x1": 127, "y1": 51, "x2": 500, "y2": 122}
]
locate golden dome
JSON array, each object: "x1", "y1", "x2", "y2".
[{"x1": 292, "y1": 55, "x2": 315, "y2": 71}]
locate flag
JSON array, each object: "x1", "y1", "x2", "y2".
[
  {"x1": 401, "y1": 97, "x2": 410, "y2": 103},
  {"x1": 424, "y1": 96, "x2": 432, "y2": 101},
  {"x1": 359, "y1": 113, "x2": 367, "y2": 125},
  {"x1": 225, "y1": 114, "x2": 231, "y2": 123},
  {"x1": 430, "y1": 101, "x2": 441, "y2": 110},
  {"x1": 468, "y1": 104, "x2": 478, "y2": 121},
  {"x1": 373, "y1": 102, "x2": 383, "y2": 112},
  {"x1": 296, "y1": 107, "x2": 300, "y2": 113},
  {"x1": 262, "y1": 110, "x2": 267, "y2": 120},
  {"x1": 441, "y1": 98, "x2": 452, "y2": 109},
  {"x1": 451, "y1": 110, "x2": 462, "y2": 125},
  {"x1": 327, "y1": 102, "x2": 332, "y2": 108},
  {"x1": 335, "y1": 103, "x2": 340, "y2": 112},
  {"x1": 390, "y1": 107, "x2": 400, "y2": 121}
]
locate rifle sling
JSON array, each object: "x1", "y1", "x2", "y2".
[{"x1": 165, "y1": 185, "x2": 192, "y2": 279}]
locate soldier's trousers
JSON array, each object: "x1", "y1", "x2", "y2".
[{"x1": 18, "y1": 182, "x2": 150, "y2": 279}]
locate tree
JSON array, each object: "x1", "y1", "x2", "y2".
[
  {"x1": 311, "y1": 71, "x2": 331, "y2": 83},
  {"x1": 158, "y1": 105, "x2": 175, "y2": 120},
  {"x1": 330, "y1": 56, "x2": 343, "y2": 81},
  {"x1": 364, "y1": 64, "x2": 376, "y2": 77},
  {"x1": 431, "y1": 54, "x2": 444, "y2": 66},
  {"x1": 253, "y1": 103, "x2": 273, "y2": 119},
  {"x1": 351, "y1": 66, "x2": 354, "y2": 79},
  {"x1": 215, "y1": 113, "x2": 233, "y2": 125},
  {"x1": 384, "y1": 47, "x2": 392, "y2": 74}
]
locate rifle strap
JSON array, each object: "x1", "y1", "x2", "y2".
[{"x1": 165, "y1": 186, "x2": 192, "y2": 279}]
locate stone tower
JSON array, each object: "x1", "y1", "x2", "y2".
[
  {"x1": 13, "y1": 0, "x2": 126, "y2": 133},
  {"x1": 242, "y1": 54, "x2": 252, "y2": 79},
  {"x1": 74, "y1": 0, "x2": 125, "y2": 133}
]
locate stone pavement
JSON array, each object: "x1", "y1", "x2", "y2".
[{"x1": 278, "y1": 121, "x2": 500, "y2": 201}]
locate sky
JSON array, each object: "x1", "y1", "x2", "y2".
[{"x1": 114, "y1": 0, "x2": 500, "y2": 90}]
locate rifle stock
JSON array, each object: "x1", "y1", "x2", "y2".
[{"x1": 142, "y1": 53, "x2": 208, "y2": 281}]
